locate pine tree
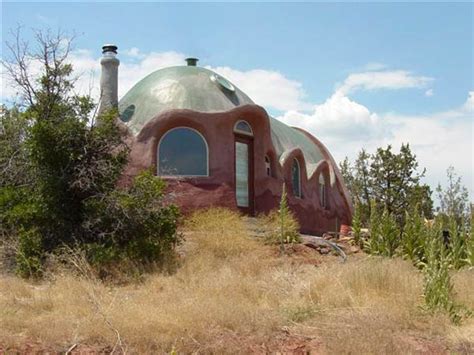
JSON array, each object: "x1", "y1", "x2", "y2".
[
  {"x1": 366, "y1": 199, "x2": 381, "y2": 253},
  {"x1": 352, "y1": 201, "x2": 362, "y2": 247}
]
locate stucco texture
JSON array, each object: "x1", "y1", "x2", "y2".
[{"x1": 118, "y1": 66, "x2": 353, "y2": 235}]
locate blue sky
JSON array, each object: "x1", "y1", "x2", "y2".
[{"x1": 2, "y1": 2, "x2": 473, "y2": 200}]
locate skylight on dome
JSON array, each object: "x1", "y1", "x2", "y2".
[{"x1": 210, "y1": 73, "x2": 235, "y2": 92}]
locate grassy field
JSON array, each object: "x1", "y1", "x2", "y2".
[{"x1": 1, "y1": 208, "x2": 473, "y2": 354}]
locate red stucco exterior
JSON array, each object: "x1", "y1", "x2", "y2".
[{"x1": 121, "y1": 104, "x2": 353, "y2": 236}]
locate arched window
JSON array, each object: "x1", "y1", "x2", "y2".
[
  {"x1": 319, "y1": 173, "x2": 327, "y2": 208},
  {"x1": 265, "y1": 155, "x2": 272, "y2": 177},
  {"x1": 158, "y1": 127, "x2": 208, "y2": 176},
  {"x1": 292, "y1": 159, "x2": 301, "y2": 198},
  {"x1": 234, "y1": 120, "x2": 253, "y2": 136}
]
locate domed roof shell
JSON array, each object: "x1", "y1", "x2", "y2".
[{"x1": 118, "y1": 66, "x2": 254, "y2": 135}]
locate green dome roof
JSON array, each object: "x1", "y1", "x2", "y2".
[{"x1": 118, "y1": 66, "x2": 254, "y2": 135}]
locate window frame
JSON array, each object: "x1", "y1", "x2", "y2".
[
  {"x1": 291, "y1": 158, "x2": 302, "y2": 198},
  {"x1": 157, "y1": 126, "x2": 209, "y2": 178},
  {"x1": 319, "y1": 173, "x2": 328, "y2": 209},
  {"x1": 264, "y1": 155, "x2": 272, "y2": 177},
  {"x1": 233, "y1": 120, "x2": 253, "y2": 136}
]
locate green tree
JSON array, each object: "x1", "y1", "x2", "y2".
[
  {"x1": 1, "y1": 28, "x2": 179, "y2": 277},
  {"x1": 370, "y1": 144, "x2": 425, "y2": 223},
  {"x1": 351, "y1": 201, "x2": 362, "y2": 247},
  {"x1": 341, "y1": 144, "x2": 432, "y2": 230},
  {"x1": 436, "y1": 166, "x2": 470, "y2": 226},
  {"x1": 408, "y1": 184, "x2": 434, "y2": 219}
]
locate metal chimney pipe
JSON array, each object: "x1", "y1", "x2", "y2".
[
  {"x1": 185, "y1": 57, "x2": 198, "y2": 66},
  {"x1": 98, "y1": 44, "x2": 120, "y2": 115}
]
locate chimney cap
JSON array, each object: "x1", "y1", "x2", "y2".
[
  {"x1": 102, "y1": 44, "x2": 118, "y2": 54},
  {"x1": 185, "y1": 57, "x2": 198, "y2": 66}
]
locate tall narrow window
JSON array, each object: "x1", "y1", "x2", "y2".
[
  {"x1": 158, "y1": 127, "x2": 208, "y2": 176},
  {"x1": 319, "y1": 173, "x2": 327, "y2": 208},
  {"x1": 292, "y1": 159, "x2": 301, "y2": 198},
  {"x1": 265, "y1": 155, "x2": 271, "y2": 177},
  {"x1": 235, "y1": 142, "x2": 249, "y2": 207}
]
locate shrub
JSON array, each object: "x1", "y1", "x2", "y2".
[
  {"x1": 422, "y1": 221, "x2": 470, "y2": 324},
  {"x1": 365, "y1": 200, "x2": 399, "y2": 257},
  {"x1": 263, "y1": 184, "x2": 300, "y2": 253},
  {"x1": 400, "y1": 205, "x2": 426, "y2": 265},
  {"x1": 467, "y1": 213, "x2": 474, "y2": 267},
  {"x1": 447, "y1": 216, "x2": 467, "y2": 270},
  {"x1": 16, "y1": 228, "x2": 43, "y2": 278},
  {"x1": 1, "y1": 30, "x2": 183, "y2": 278},
  {"x1": 184, "y1": 207, "x2": 257, "y2": 259},
  {"x1": 83, "y1": 170, "x2": 181, "y2": 272},
  {"x1": 351, "y1": 201, "x2": 362, "y2": 247}
]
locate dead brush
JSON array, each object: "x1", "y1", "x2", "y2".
[
  {"x1": 183, "y1": 207, "x2": 259, "y2": 259},
  {"x1": 1, "y1": 208, "x2": 473, "y2": 353}
]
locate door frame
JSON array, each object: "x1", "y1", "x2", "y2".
[{"x1": 234, "y1": 134, "x2": 255, "y2": 215}]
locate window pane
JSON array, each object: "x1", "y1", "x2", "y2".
[
  {"x1": 235, "y1": 121, "x2": 253, "y2": 135},
  {"x1": 265, "y1": 156, "x2": 271, "y2": 177},
  {"x1": 158, "y1": 128, "x2": 207, "y2": 176},
  {"x1": 319, "y1": 173, "x2": 325, "y2": 185},
  {"x1": 292, "y1": 159, "x2": 301, "y2": 197},
  {"x1": 235, "y1": 142, "x2": 249, "y2": 207}
]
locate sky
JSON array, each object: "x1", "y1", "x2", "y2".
[{"x1": 1, "y1": 1, "x2": 473, "y2": 202}]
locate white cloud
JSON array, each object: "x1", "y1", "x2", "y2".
[
  {"x1": 123, "y1": 47, "x2": 144, "y2": 59},
  {"x1": 209, "y1": 66, "x2": 310, "y2": 111},
  {"x1": 278, "y1": 91, "x2": 384, "y2": 142},
  {"x1": 276, "y1": 91, "x2": 473, "y2": 198},
  {"x1": 64, "y1": 49, "x2": 310, "y2": 112},
  {"x1": 1, "y1": 47, "x2": 470, "y2": 198},
  {"x1": 61, "y1": 49, "x2": 186, "y2": 101},
  {"x1": 381, "y1": 93, "x2": 473, "y2": 195},
  {"x1": 2, "y1": 48, "x2": 309, "y2": 113},
  {"x1": 337, "y1": 70, "x2": 433, "y2": 95}
]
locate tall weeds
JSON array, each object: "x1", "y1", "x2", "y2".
[{"x1": 358, "y1": 201, "x2": 473, "y2": 323}]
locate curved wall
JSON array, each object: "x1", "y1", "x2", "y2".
[{"x1": 121, "y1": 104, "x2": 352, "y2": 236}]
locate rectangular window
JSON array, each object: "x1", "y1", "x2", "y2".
[{"x1": 235, "y1": 142, "x2": 249, "y2": 207}]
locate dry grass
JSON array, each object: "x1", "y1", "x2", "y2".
[{"x1": 1, "y1": 208, "x2": 473, "y2": 354}]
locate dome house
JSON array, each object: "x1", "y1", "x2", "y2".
[{"x1": 99, "y1": 45, "x2": 353, "y2": 235}]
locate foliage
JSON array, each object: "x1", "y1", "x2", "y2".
[
  {"x1": 1, "y1": 28, "x2": 179, "y2": 277},
  {"x1": 340, "y1": 151, "x2": 372, "y2": 224},
  {"x1": 400, "y1": 205, "x2": 426, "y2": 265},
  {"x1": 422, "y1": 221, "x2": 470, "y2": 324},
  {"x1": 16, "y1": 228, "x2": 44, "y2": 278},
  {"x1": 365, "y1": 200, "x2": 399, "y2": 257},
  {"x1": 340, "y1": 144, "x2": 432, "y2": 229},
  {"x1": 447, "y1": 217, "x2": 465, "y2": 270},
  {"x1": 264, "y1": 184, "x2": 300, "y2": 252},
  {"x1": 184, "y1": 207, "x2": 258, "y2": 259},
  {"x1": 363, "y1": 201, "x2": 474, "y2": 324},
  {"x1": 83, "y1": 170, "x2": 181, "y2": 267},
  {"x1": 0, "y1": 105, "x2": 32, "y2": 188},
  {"x1": 467, "y1": 207, "x2": 474, "y2": 267},
  {"x1": 436, "y1": 166, "x2": 470, "y2": 226},
  {"x1": 351, "y1": 201, "x2": 362, "y2": 247}
]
